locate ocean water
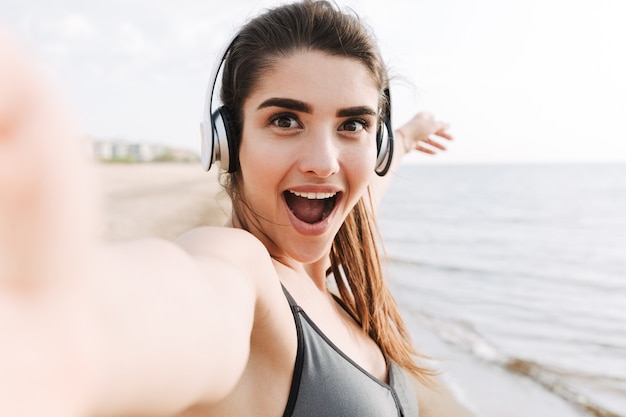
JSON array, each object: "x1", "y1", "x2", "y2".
[{"x1": 379, "y1": 163, "x2": 626, "y2": 417}]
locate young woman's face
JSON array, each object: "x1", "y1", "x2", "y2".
[{"x1": 238, "y1": 50, "x2": 379, "y2": 265}]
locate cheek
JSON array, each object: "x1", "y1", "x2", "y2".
[
  {"x1": 343, "y1": 141, "x2": 377, "y2": 194},
  {"x1": 238, "y1": 122, "x2": 286, "y2": 171},
  {"x1": 238, "y1": 133, "x2": 284, "y2": 205},
  {"x1": 349, "y1": 137, "x2": 378, "y2": 174}
]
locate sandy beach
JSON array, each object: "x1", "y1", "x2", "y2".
[
  {"x1": 97, "y1": 162, "x2": 229, "y2": 242},
  {"x1": 97, "y1": 162, "x2": 476, "y2": 417}
]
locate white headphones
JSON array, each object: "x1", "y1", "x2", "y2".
[
  {"x1": 200, "y1": 35, "x2": 237, "y2": 173},
  {"x1": 200, "y1": 36, "x2": 394, "y2": 176}
]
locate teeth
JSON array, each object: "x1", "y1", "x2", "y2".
[{"x1": 289, "y1": 190, "x2": 337, "y2": 199}]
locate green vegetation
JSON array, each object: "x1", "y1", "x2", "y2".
[{"x1": 100, "y1": 156, "x2": 139, "y2": 164}]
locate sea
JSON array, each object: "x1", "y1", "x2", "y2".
[{"x1": 378, "y1": 163, "x2": 626, "y2": 417}]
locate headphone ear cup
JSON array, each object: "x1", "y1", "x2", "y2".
[
  {"x1": 212, "y1": 106, "x2": 239, "y2": 173},
  {"x1": 200, "y1": 118, "x2": 214, "y2": 171},
  {"x1": 374, "y1": 88, "x2": 394, "y2": 176},
  {"x1": 376, "y1": 124, "x2": 384, "y2": 159},
  {"x1": 374, "y1": 118, "x2": 394, "y2": 176}
]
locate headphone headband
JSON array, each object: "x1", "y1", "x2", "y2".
[{"x1": 200, "y1": 34, "x2": 238, "y2": 171}]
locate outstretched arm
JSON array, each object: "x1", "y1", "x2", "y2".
[
  {"x1": 370, "y1": 112, "x2": 453, "y2": 209},
  {"x1": 0, "y1": 29, "x2": 266, "y2": 417},
  {"x1": 0, "y1": 30, "x2": 98, "y2": 417},
  {"x1": 91, "y1": 232, "x2": 260, "y2": 416}
]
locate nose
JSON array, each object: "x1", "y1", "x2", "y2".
[{"x1": 298, "y1": 128, "x2": 340, "y2": 178}]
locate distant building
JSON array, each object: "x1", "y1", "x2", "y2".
[
  {"x1": 129, "y1": 143, "x2": 167, "y2": 162},
  {"x1": 83, "y1": 137, "x2": 199, "y2": 163},
  {"x1": 92, "y1": 140, "x2": 115, "y2": 160}
]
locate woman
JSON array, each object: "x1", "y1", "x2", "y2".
[{"x1": 0, "y1": 1, "x2": 455, "y2": 417}]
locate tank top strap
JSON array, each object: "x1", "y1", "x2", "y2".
[
  {"x1": 331, "y1": 293, "x2": 363, "y2": 327},
  {"x1": 281, "y1": 284, "x2": 362, "y2": 327},
  {"x1": 281, "y1": 283, "x2": 299, "y2": 308}
]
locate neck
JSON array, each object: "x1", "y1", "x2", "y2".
[
  {"x1": 304, "y1": 256, "x2": 331, "y2": 290},
  {"x1": 229, "y1": 210, "x2": 332, "y2": 292}
]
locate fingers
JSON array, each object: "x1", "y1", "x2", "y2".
[
  {"x1": 435, "y1": 125, "x2": 454, "y2": 141},
  {"x1": 414, "y1": 131, "x2": 452, "y2": 154},
  {"x1": 423, "y1": 136, "x2": 448, "y2": 151},
  {"x1": 419, "y1": 117, "x2": 453, "y2": 152},
  {"x1": 415, "y1": 145, "x2": 437, "y2": 155}
]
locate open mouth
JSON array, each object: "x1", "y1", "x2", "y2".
[{"x1": 284, "y1": 190, "x2": 339, "y2": 224}]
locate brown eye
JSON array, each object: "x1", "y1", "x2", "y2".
[
  {"x1": 339, "y1": 119, "x2": 368, "y2": 132},
  {"x1": 271, "y1": 114, "x2": 300, "y2": 129}
]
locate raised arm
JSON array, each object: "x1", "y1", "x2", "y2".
[{"x1": 370, "y1": 112, "x2": 453, "y2": 209}]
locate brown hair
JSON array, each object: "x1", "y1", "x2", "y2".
[{"x1": 220, "y1": 0, "x2": 431, "y2": 380}]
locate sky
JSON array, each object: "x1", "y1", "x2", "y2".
[{"x1": 2, "y1": 0, "x2": 625, "y2": 164}]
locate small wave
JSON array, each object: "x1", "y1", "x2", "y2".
[
  {"x1": 412, "y1": 311, "x2": 504, "y2": 362},
  {"x1": 413, "y1": 311, "x2": 624, "y2": 417},
  {"x1": 386, "y1": 255, "x2": 625, "y2": 292},
  {"x1": 387, "y1": 255, "x2": 467, "y2": 273},
  {"x1": 503, "y1": 359, "x2": 623, "y2": 417},
  {"x1": 387, "y1": 255, "x2": 531, "y2": 279}
]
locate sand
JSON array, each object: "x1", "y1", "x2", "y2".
[
  {"x1": 96, "y1": 162, "x2": 476, "y2": 416},
  {"x1": 96, "y1": 162, "x2": 230, "y2": 242}
]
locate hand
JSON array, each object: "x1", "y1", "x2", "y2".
[
  {"x1": 0, "y1": 29, "x2": 98, "y2": 417},
  {"x1": 396, "y1": 112, "x2": 453, "y2": 155}
]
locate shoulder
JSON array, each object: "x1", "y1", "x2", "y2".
[
  {"x1": 176, "y1": 226, "x2": 279, "y2": 294},
  {"x1": 176, "y1": 226, "x2": 269, "y2": 264}
]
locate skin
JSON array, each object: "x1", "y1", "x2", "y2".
[
  {"x1": 177, "y1": 50, "x2": 387, "y2": 417},
  {"x1": 370, "y1": 112, "x2": 453, "y2": 208},
  {"x1": 0, "y1": 32, "x2": 99, "y2": 417},
  {"x1": 0, "y1": 28, "x2": 464, "y2": 417},
  {"x1": 237, "y1": 50, "x2": 379, "y2": 269}
]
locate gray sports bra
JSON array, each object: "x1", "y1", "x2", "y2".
[{"x1": 281, "y1": 286, "x2": 419, "y2": 417}]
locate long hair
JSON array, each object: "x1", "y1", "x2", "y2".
[{"x1": 219, "y1": 0, "x2": 432, "y2": 380}]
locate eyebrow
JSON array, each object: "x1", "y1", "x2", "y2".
[
  {"x1": 336, "y1": 106, "x2": 377, "y2": 118},
  {"x1": 257, "y1": 97, "x2": 377, "y2": 118},
  {"x1": 257, "y1": 98, "x2": 311, "y2": 113}
]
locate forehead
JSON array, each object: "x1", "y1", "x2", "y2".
[{"x1": 245, "y1": 50, "x2": 380, "y2": 111}]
